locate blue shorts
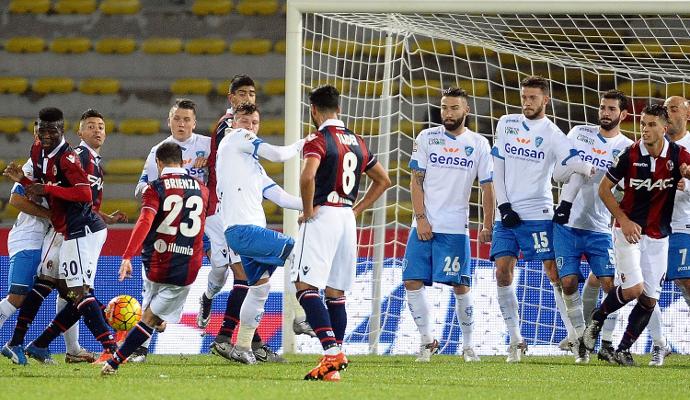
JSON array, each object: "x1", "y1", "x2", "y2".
[
  {"x1": 667, "y1": 232, "x2": 690, "y2": 280},
  {"x1": 553, "y1": 224, "x2": 615, "y2": 280},
  {"x1": 490, "y1": 220, "x2": 554, "y2": 261},
  {"x1": 402, "y1": 229, "x2": 471, "y2": 286},
  {"x1": 225, "y1": 225, "x2": 295, "y2": 286},
  {"x1": 8, "y1": 249, "x2": 41, "y2": 295}
]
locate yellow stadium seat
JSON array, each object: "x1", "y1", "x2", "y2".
[
  {"x1": 262, "y1": 201, "x2": 279, "y2": 216},
  {"x1": 263, "y1": 79, "x2": 285, "y2": 96},
  {"x1": 359, "y1": 40, "x2": 404, "y2": 57},
  {"x1": 260, "y1": 119, "x2": 285, "y2": 136},
  {"x1": 625, "y1": 41, "x2": 665, "y2": 58},
  {"x1": 170, "y1": 78, "x2": 213, "y2": 95},
  {"x1": 0, "y1": 160, "x2": 7, "y2": 173},
  {"x1": 2, "y1": 204, "x2": 21, "y2": 222},
  {"x1": 350, "y1": 119, "x2": 381, "y2": 136},
  {"x1": 261, "y1": 161, "x2": 282, "y2": 176},
  {"x1": 79, "y1": 78, "x2": 120, "y2": 95},
  {"x1": 411, "y1": 39, "x2": 453, "y2": 55},
  {"x1": 142, "y1": 38, "x2": 183, "y2": 54},
  {"x1": 185, "y1": 38, "x2": 227, "y2": 55},
  {"x1": 105, "y1": 158, "x2": 145, "y2": 175},
  {"x1": 316, "y1": 39, "x2": 360, "y2": 57},
  {"x1": 99, "y1": 0, "x2": 141, "y2": 15},
  {"x1": 5, "y1": 37, "x2": 45, "y2": 53},
  {"x1": 215, "y1": 80, "x2": 233, "y2": 95},
  {"x1": 0, "y1": 118, "x2": 24, "y2": 134},
  {"x1": 0, "y1": 77, "x2": 29, "y2": 94},
  {"x1": 401, "y1": 79, "x2": 441, "y2": 97},
  {"x1": 192, "y1": 0, "x2": 232, "y2": 16},
  {"x1": 9, "y1": 0, "x2": 50, "y2": 14},
  {"x1": 50, "y1": 37, "x2": 92, "y2": 54},
  {"x1": 458, "y1": 80, "x2": 489, "y2": 97},
  {"x1": 667, "y1": 40, "x2": 690, "y2": 59},
  {"x1": 229, "y1": 38, "x2": 272, "y2": 55},
  {"x1": 32, "y1": 77, "x2": 74, "y2": 94},
  {"x1": 100, "y1": 199, "x2": 140, "y2": 218},
  {"x1": 54, "y1": 0, "x2": 97, "y2": 14},
  {"x1": 118, "y1": 119, "x2": 161, "y2": 135},
  {"x1": 357, "y1": 81, "x2": 399, "y2": 97},
  {"x1": 273, "y1": 39, "x2": 286, "y2": 54},
  {"x1": 95, "y1": 38, "x2": 137, "y2": 54},
  {"x1": 387, "y1": 201, "x2": 413, "y2": 222},
  {"x1": 236, "y1": 0, "x2": 279, "y2": 16},
  {"x1": 399, "y1": 120, "x2": 425, "y2": 135},
  {"x1": 618, "y1": 80, "x2": 662, "y2": 98},
  {"x1": 666, "y1": 82, "x2": 690, "y2": 97}
]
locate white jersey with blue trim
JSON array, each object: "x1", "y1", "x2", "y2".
[
  {"x1": 7, "y1": 160, "x2": 50, "y2": 256},
  {"x1": 135, "y1": 133, "x2": 211, "y2": 198},
  {"x1": 492, "y1": 113, "x2": 576, "y2": 220},
  {"x1": 566, "y1": 125, "x2": 633, "y2": 233},
  {"x1": 216, "y1": 128, "x2": 270, "y2": 229},
  {"x1": 671, "y1": 132, "x2": 690, "y2": 234},
  {"x1": 410, "y1": 126, "x2": 493, "y2": 234}
]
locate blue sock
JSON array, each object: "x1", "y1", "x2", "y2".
[
  {"x1": 78, "y1": 295, "x2": 117, "y2": 351},
  {"x1": 326, "y1": 296, "x2": 347, "y2": 345},
  {"x1": 298, "y1": 290, "x2": 337, "y2": 351},
  {"x1": 109, "y1": 321, "x2": 154, "y2": 368}
]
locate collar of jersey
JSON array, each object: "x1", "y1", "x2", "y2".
[
  {"x1": 44, "y1": 138, "x2": 66, "y2": 159},
  {"x1": 78, "y1": 140, "x2": 100, "y2": 159},
  {"x1": 318, "y1": 118, "x2": 344, "y2": 131},
  {"x1": 161, "y1": 167, "x2": 187, "y2": 176},
  {"x1": 169, "y1": 134, "x2": 196, "y2": 146},
  {"x1": 640, "y1": 137, "x2": 670, "y2": 158}
]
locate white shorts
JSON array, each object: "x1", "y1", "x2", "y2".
[
  {"x1": 142, "y1": 280, "x2": 191, "y2": 323},
  {"x1": 60, "y1": 227, "x2": 107, "y2": 288},
  {"x1": 39, "y1": 227, "x2": 63, "y2": 280},
  {"x1": 205, "y1": 213, "x2": 241, "y2": 268},
  {"x1": 290, "y1": 206, "x2": 357, "y2": 291},
  {"x1": 613, "y1": 228, "x2": 668, "y2": 300}
]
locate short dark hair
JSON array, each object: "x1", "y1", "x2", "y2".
[
  {"x1": 37, "y1": 107, "x2": 65, "y2": 131},
  {"x1": 520, "y1": 75, "x2": 550, "y2": 95},
  {"x1": 171, "y1": 98, "x2": 196, "y2": 116},
  {"x1": 442, "y1": 87, "x2": 468, "y2": 100},
  {"x1": 601, "y1": 90, "x2": 629, "y2": 111},
  {"x1": 80, "y1": 108, "x2": 104, "y2": 121},
  {"x1": 641, "y1": 103, "x2": 669, "y2": 123},
  {"x1": 230, "y1": 74, "x2": 255, "y2": 94},
  {"x1": 234, "y1": 102, "x2": 259, "y2": 117},
  {"x1": 155, "y1": 142, "x2": 183, "y2": 165},
  {"x1": 309, "y1": 85, "x2": 340, "y2": 113}
]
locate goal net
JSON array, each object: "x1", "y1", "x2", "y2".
[{"x1": 285, "y1": 3, "x2": 690, "y2": 356}]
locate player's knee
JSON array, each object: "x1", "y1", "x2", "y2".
[
  {"x1": 404, "y1": 280, "x2": 424, "y2": 291},
  {"x1": 677, "y1": 278, "x2": 690, "y2": 294},
  {"x1": 324, "y1": 287, "x2": 345, "y2": 299},
  {"x1": 7, "y1": 293, "x2": 26, "y2": 308},
  {"x1": 230, "y1": 262, "x2": 247, "y2": 280},
  {"x1": 637, "y1": 294, "x2": 656, "y2": 309},
  {"x1": 599, "y1": 277, "x2": 615, "y2": 293},
  {"x1": 621, "y1": 283, "x2": 643, "y2": 301},
  {"x1": 559, "y1": 276, "x2": 579, "y2": 295},
  {"x1": 452, "y1": 284, "x2": 470, "y2": 295},
  {"x1": 495, "y1": 267, "x2": 513, "y2": 287}
]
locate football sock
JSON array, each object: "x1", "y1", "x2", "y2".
[
  {"x1": 563, "y1": 291, "x2": 586, "y2": 337},
  {"x1": 77, "y1": 295, "x2": 117, "y2": 351},
  {"x1": 646, "y1": 304, "x2": 666, "y2": 347},
  {"x1": 454, "y1": 291, "x2": 475, "y2": 348},
  {"x1": 581, "y1": 280, "x2": 600, "y2": 326},
  {"x1": 497, "y1": 284, "x2": 523, "y2": 344},
  {"x1": 236, "y1": 282, "x2": 270, "y2": 351},
  {"x1": 9, "y1": 279, "x2": 53, "y2": 346},
  {"x1": 601, "y1": 312, "x2": 618, "y2": 342},
  {"x1": 618, "y1": 301, "x2": 654, "y2": 351},
  {"x1": 216, "y1": 279, "x2": 249, "y2": 342},
  {"x1": 33, "y1": 300, "x2": 82, "y2": 348},
  {"x1": 206, "y1": 264, "x2": 229, "y2": 299},
  {"x1": 406, "y1": 287, "x2": 433, "y2": 344},
  {"x1": 325, "y1": 296, "x2": 347, "y2": 345},
  {"x1": 298, "y1": 289, "x2": 338, "y2": 353},
  {"x1": 109, "y1": 321, "x2": 154, "y2": 369},
  {"x1": 0, "y1": 298, "x2": 17, "y2": 329},
  {"x1": 592, "y1": 286, "x2": 629, "y2": 324},
  {"x1": 58, "y1": 296, "x2": 81, "y2": 354},
  {"x1": 552, "y1": 282, "x2": 576, "y2": 341}
]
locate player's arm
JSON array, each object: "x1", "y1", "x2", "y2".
[
  {"x1": 256, "y1": 138, "x2": 306, "y2": 162},
  {"x1": 679, "y1": 148, "x2": 690, "y2": 180},
  {"x1": 33, "y1": 156, "x2": 91, "y2": 202},
  {"x1": 553, "y1": 130, "x2": 585, "y2": 224},
  {"x1": 300, "y1": 157, "x2": 320, "y2": 221},
  {"x1": 552, "y1": 132, "x2": 593, "y2": 183},
  {"x1": 135, "y1": 149, "x2": 157, "y2": 199},
  {"x1": 477, "y1": 139, "x2": 494, "y2": 243},
  {"x1": 9, "y1": 184, "x2": 50, "y2": 219},
  {"x1": 98, "y1": 210, "x2": 128, "y2": 224},
  {"x1": 491, "y1": 120, "x2": 521, "y2": 227},
  {"x1": 408, "y1": 134, "x2": 432, "y2": 240},
  {"x1": 263, "y1": 176, "x2": 302, "y2": 210},
  {"x1": 598, "y1": 176, "x2": 639, "y2": 244},
  {"x1": 352, "y1": 161, "x2": 390, "y2": 219},
  {"x1": 120, "y1": 187, "x2": 158, "y2": 280}
]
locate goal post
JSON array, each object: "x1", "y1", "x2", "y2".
[{"x1": 283, "y1": 0, "x2": 690, "y2": 355}]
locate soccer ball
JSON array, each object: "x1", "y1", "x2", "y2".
[{"x1": 105, "y1": 295, "x2": 142, "y2": 332}]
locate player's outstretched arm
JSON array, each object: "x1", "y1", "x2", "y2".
[
  {"x1": 263, "y1": 181, "x2": 302, "y2": 211},
  {"x1": 553, "y1": 173, "x2": 586, "y2": 225},
  {"x1": 257, "y1": 139, "x2": 306, "y2": 162},
  {"x1": 352, "y1": 161, "x2": 391, "y2": 219}
]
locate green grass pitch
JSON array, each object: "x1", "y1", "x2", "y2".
[{"x1": 2, "y1": 354, "x2": 689, "y2": 399}]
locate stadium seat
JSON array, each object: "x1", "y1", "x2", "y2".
[
  {"x1": 399, "y1": 120, "x2": 425, "y2": 135},
  {"x1": 357, "y1": 81, "x2": 400, "y2": 97},
  {"x1": 316, "y1": 39, "x2": 360, "y2": 57},
  {"x1": 95, "y1": 38, "x2": 137, "y2": 54},
  {"x1": 215, "y1": 80, "x2": 233, "y2": 95},
  {"x1": 625, "y1": 41, "x2": 665, "y2": 58},
  {"x1": 54, "y1": 0, "x2": 97, "y2": 14},
  {"x1": 229, "y1": 38, "x2": 272, "y2": 55},
  {"x1": 261, "y1": 161, "x2": 282, "y2": 176},
  {"x1": 1, "y1": 203, "x2": 21, "y2": 222},
  {"x1": 9, "y1": 0, "x2": 50, "y2": 14},
  {"x1": 50, "y1": 37, "x2": 92, "y2": 54},
  {"x1": 262, "y1": 79, "x2": 285, "y2": 96},
  {"x1": 387, "y1": 201, "x2": 413, "y2": 222},
  {"x1": 79, "y1": 78, "x2": 120, "y2": 95},
  {"x1": 667, "y1": 82, "x2": 690, "y2": 97},
  {"x1": 401, "y1": 79, "x2": 441, "y2": 97},
  {"x1": 618, "y1": 80, "x2": 662, "y2": 98},
  {"x1": 185, "y1": 38, "x2": 227, "y2": 55},
  {"x1": 260, "y1": 119, "x2": 285, "y2": 136},
  {"x1": 273, "y1": 39, "x2": 286, "y2": 54},
  {"x1": 0, "y1": 117, "x2": 24, "y2": 134},
  {"x1": 411, "y1": 39, "x2": 453, "y2": 55},
  {"x1": 99, "y1": 0, "x2": 141, "y2": 15},
  {"x1": 668, "y1": 40, "x2": 690, "y2": 59},
  {"x1": 236, "y1": 0, "x2": 279, "y2": 16},
  {"x1": 459, "y1": 80, "x2": 489, "y2": 97},
  {"x1": 263, "y1": 200, "x2": 279, "y2": 215},
  {"x1": 142, "y1": 38, "x2": 183, "y2": 54},
  {"x1": 192, "y1": 0, "x2": 232, "y2": 16},
  {"x1": 0, "y1": 77, "x2": 29, "y2": 94},
  {"x1": 455, "y1": 44, "x2": 494, "y2": 59},
  {"x1": 118, "y1": 119, "x2": 161, "y2": 135},
  {"x1": 32, "y1": 77, "x2": 75, "y2": 94},
  {"x1": 170, "y1": 78, "x2": 213, "y2": 95},
  {"x1": 359, "y1": 40, "x2": 404, "y2": 57},
  {"x1": 105, "y1": 158, "x2": 145, "y2": 175},
  {"x1": 350, "y1": 119, "x2": 380, "y2": 136},
  {"x1": 619, "y1": 119, "x2": 636, "y2": 134},
  {"x1": 5, "y1": 37, "x2": 45, "y2": 53},
  {"x1": 100, "y1": 199, "x2": 140, "y2": 217}
]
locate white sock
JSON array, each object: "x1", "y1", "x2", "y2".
[
  {"x1": 581, "y1": 280, "x2": 600, "y2": 325},
  {"x1": 454, "y1": 291, "x2": 474, "y2": 348},
  {"x1": 142, "y1": 337, "x2": 152, "y2": 349},
  {"x1": 236, "y1": 282, "x2": 270, "y2": 350},
  {"x1": 58, "y1": 297, "x2": 81, "y2": 354},
  {"x1": 552, "y1": 282, "x2": 577, "y2": 341},
  {"x1": 647, "y1": 304, "x2": 666, "y2": 347},
  {"x1": 601, "y1": 311, "x2": 618, "y2": 342},
  {"x1": 562, "y1": 291, "x2": 585, "y2": 337},
  {"x1": 496, "y1": 285, "x2": 522, "y2": 344},
  {"x1": 406, "y1": 287, "x2": 433, "y2": 344},
  {"x1": 0, "y1": 298, "x2": 17, "y2": 328},
  {"x1": 206, "y1": 264, "x2": 230, "y2": 299}
]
